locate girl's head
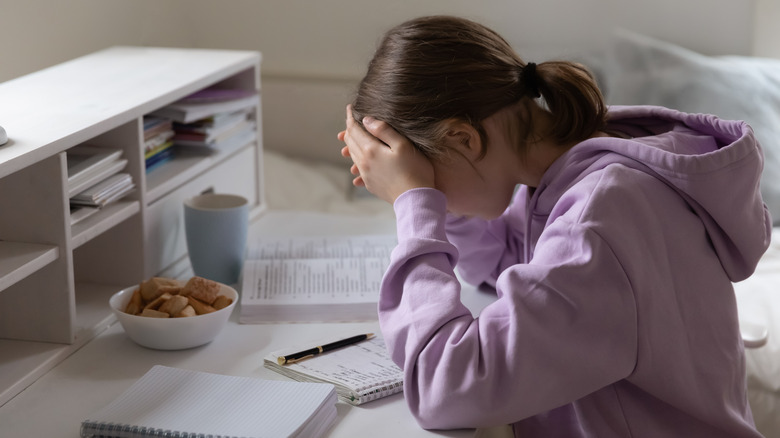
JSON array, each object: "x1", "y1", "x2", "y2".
[{"x1": 352, "y1": 15, "x2": 607, "y2": 163}]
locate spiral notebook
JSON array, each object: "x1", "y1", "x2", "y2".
[
  {"x1": 264, "y1": 333, "x2": 404, "y2": 405},
  {"x1": 80, "y1": 365, "x2": 337, "y2": 438}
]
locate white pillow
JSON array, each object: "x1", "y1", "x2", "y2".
[
  {"x1": 262, "y1": 150, "x2": 393, "y2": 216},
  {"x1": 602, "y1": 30, "x2": 780, "y2": 225}
]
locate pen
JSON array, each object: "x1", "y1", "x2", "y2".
[{"x1": 278, "y1": 333, "x2": 375, "y2": 365}]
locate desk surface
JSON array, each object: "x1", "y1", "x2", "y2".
[{"x1": 0, "y1": 211, "x2": 498, "y2": 437}]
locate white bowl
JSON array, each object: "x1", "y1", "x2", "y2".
[{"x1": 109, "y1": 282, "x2": 237, "y2": 350}]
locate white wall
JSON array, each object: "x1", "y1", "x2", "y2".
[
  {"x1": 2, "y1": 0, "x2": 764, "y2": 83},
  {"x1": 0, "y1": 0, "x2": 193, "y2": 83},
  {"x1": 754, "y1": 0, "x2": 780, "y2": 59},
  {"x1": 0, "y1": 0, "x2": 768, "y2": 164},
  {"x1": 182, "y1": 0, "x2": 758, "y2": 81}
]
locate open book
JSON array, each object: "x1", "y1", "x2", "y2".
[
  {"x1": 240, "y1": 234, "x2": 397, "y2": 323},
  {"x1": 264, "y1": 332, "x2": 404, "y2": 405},
  {"x1": 80, "y1": 365, "x2": 337, "y2": 438}
]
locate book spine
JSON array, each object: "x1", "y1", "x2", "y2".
[{"x1": 81, "y1": 421, "x2": 240, "y2": 437}]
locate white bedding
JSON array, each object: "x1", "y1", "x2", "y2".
[
  {"x1": 265, "y1": 149, "x2": 780, "y2": 437},
  {"x1": 263, "y1": 150, "x2": 393, "y2": 217},
  {"x1": 735, "y1": 229, "x2": 780, "y2": 437}
]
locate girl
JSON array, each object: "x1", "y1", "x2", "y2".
[{"x1": 339, "y1": 16, "x2": 770, "y2": 437}]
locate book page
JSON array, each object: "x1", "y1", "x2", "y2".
[
  {"x1": 243, "y1": 257, "x2": 385, "y2": 304},
  {"x1": 247, "y1": 234, "x2": 396, "y2": 260},
  {"x1": 240, "y1": 234, "x2": 397, "y2": 322}
]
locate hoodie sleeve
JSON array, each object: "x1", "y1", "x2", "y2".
[
  {"x1": 380, "y1": 188, "x2": 638, "y2": 430},
  {"x1": 444, "y1": 186, "x2": 530, "y2": 288}
]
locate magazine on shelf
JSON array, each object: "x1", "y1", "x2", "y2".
[
  {"x1": 142, "y1": 116, "x2": 173, "y2": 141},
  {"x1": 143, "y1": 129, "x2": 174, "y2": 152},
  {"x1": 145, "y1": 146, "x2": 175, "y2": 172},
  {"x1": 144, "y1": 139, "x2": 174, "y2": 161},
  {"x1": 70, "y1": 173, "x2": 135, "y2": 207},
  {"x1": 174, "y1": 120, "x2": 256, "y2": 149},
  {"x1": 240, "y1": 234, "x2": 397, "y2": 323},
  {"x1": 149, "y1": 89, "x2": 258, "y2": 124},
  {"x1": 173, "y1": 109, "x2": 250, "y2": 139},
  {"x1": 66, "y1": 145, "x2": 126, "y2": 197}
]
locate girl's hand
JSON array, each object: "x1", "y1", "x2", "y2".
[{"x1": 339, "y1": 105, "x2": 434, "y2": 204}]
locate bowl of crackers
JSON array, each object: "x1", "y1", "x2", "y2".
[{"x1": 109, "y1": 276, "x2": 237, "y2": 350}]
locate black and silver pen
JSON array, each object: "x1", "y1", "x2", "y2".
[{"x1": 277, "y1": 333, "x2": 375, "y2": 365}]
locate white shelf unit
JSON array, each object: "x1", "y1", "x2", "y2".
[{"x1": 0, "y1": 46, "x2": 265, "y2": 406}]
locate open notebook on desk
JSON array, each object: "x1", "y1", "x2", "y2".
[
  {"x1": 264, "y1": 332, "x2": 404, "y2": 406},
  {"x1": 80, "y1": 365, "x2": 337, "y2": 438}
]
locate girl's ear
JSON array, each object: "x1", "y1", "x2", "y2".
[{"x1": 443, "y1": 120, "x2": 484, "y2": 160}]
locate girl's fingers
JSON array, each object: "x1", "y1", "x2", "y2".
[
  {"x1": 362, "y1": 117, "x2": 409, "y2": 152},
  {"x1": 345, "y1": 109, "x2": 384, "y2": 154}
]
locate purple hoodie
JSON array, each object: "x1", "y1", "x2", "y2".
[{"x1": 379, "y1": 106, "x2": 771, "y2": 437}]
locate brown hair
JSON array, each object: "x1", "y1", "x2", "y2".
[{"x1": 352, "y1": 16, "x2": 607, "y2": 160}]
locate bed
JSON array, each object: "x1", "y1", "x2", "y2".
[{"x1": 261, "y1": 28, "x2": 780, "y2": 438}]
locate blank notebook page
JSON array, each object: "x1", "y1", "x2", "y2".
[{"x1": 81, "y1": 365, "x2": 336, "y2": 437}]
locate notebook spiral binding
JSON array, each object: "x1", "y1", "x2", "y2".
[
  {"x1": 356, "y1": 378, "x2": 404, "y2": 402},
  {"x1": 81, "y1": 421, "x2": 238, "y2": 438}
]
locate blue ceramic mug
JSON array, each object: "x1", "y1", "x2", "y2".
[{"x1": 184, "y1": 193, "x2": 248, "y2": 285}]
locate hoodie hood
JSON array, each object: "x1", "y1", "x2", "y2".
[{"x1": 537, "y1": 105, "x2": 771, "y2": 282}]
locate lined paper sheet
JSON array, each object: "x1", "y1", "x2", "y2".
[
  {"x1": 80, "y1": 365, "x2": 337, "y2": 438},
  {"x1": 265, "y1": 334, "x2": 404, "y2": 405}
]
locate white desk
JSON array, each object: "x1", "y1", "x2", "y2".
[{"x1": 0, "y1": 211, "x2": 499, "y2": 437}]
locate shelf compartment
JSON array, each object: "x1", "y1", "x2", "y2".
[
  {"x1": 0, "y1": 281, "x2": 119, "y2": 407},
  {"x1": 0, "y1": 242, "x2": 59, "y2": 294},
  {"x1": 71, "y1": 200, "x2": 141, "y2": 249},
  {"x1": 145, "y1": 137, "x2": 257, "y2": 204},
  {"x1": 73, "y1": 282, "x2": 122, "y2": 342}
]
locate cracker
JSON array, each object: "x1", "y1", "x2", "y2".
[
  {"x1": 187, "y1": 296, "x2": 216, "y2": 315},
  {"x1": 176, "y1": 305, "x2": 196, "y2": 317},
  {"x1": 143, "y1": 292, "x2": 172, "y2": 311},
  {"x1": 140, "y1": 308, "x2": 170, "y2": 318},
  {"x1": 140, "y1": 277, "x2": 181, "y2": 302},
  {"x1": 125, "y1": 288, "x2": 144, "y2": 315},
  {"x1": 181, "y1": 276, "x2": 220, "y2": 304},
  {"x1": 158, "y1": 294, "x2": 188, "y2": 316},
  {"x1": 212, "y1": 295, "x2": 233, "y2": 310}
]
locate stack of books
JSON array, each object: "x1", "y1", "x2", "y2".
[
  {"x1": 172, "y1": 108, "x2": 256, "y2": 150},
  {"x1": 66, "y1": 145, "x2": 135, "y2": 225},
  {"x1": 143, "y1": 117, "x2": 175, "y2": 171},
  {"x1": 149, "y1": 88, "x2": 258, "y2": 153}
]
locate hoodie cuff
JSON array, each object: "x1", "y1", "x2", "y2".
[{"x1": 393, "y1": 188, "x2": 448, "y2": 242}]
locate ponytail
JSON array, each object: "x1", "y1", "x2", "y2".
[{"x1": 534, "y1": 61, "x2": 608, "y2": 145}]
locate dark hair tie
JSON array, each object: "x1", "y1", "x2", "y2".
[{"x1": 521, "y1": 62, "x2": 541, "y2": 98}]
